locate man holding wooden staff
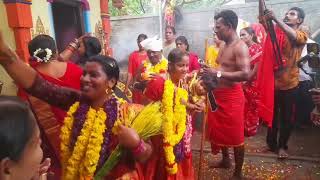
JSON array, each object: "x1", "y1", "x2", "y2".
[{"x1": 257, "y1": 0, "x2": 307, "y2": 159}]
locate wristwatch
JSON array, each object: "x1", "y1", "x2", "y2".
[{"x1": 217, "y1": 71, "x2": 222, "y2": 78}]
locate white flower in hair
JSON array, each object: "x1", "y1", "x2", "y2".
[
  {"x1": 33, "y1": 48, "x2": 52, "y2": 63},
  {"x1": 33, "y1": 48, "x2": 42, "y2": 56},
  {"x1": 33, "y1": 48, "x2": 43, "y2": 62},
  {"x1": 44, "y1": 48, "x2": 52, "y2": 62}
]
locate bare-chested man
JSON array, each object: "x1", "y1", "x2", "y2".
[{"x1": 201, "y1": 10, "x2": 250, "y2": 179}]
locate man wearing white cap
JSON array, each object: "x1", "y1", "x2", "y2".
[{"x1": 132, "y1": 36, "x2": 168, "y2": 104}]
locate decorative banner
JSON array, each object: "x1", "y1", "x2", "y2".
[
  {"x1": 164, "y1": 0, "x2": 176, "y2": 27},
  {"x1": 31, "y1": 16, "x2": 49, "y2": 38}
]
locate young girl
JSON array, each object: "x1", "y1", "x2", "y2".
[{"x1": 143, "y1": 48, "x2": 204, "y2": 179}]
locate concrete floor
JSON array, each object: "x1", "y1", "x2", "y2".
[{"x1": 191, "y1": 125, "x2": 320, "y2": 180}]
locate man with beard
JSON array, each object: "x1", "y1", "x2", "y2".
[
  {"x1": 258, "y1": 0, "x2": 307, "y2": 159},
  {"x1": 201, "y1": 10, "x2": 250, "y2": 180}
]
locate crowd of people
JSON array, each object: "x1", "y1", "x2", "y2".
[{"x1": 0, "y1": 1, "x2": 319, "y2": 179}]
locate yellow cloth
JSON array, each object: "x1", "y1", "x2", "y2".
[{"x1": 205, "y1": 45, "x2": 219, "y2": 68}]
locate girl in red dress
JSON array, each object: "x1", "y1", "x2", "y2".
[{"x1": 143, "y1": 48, "x2": 204, "y2": 180}]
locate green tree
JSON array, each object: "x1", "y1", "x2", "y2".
[
  {"x1": 109, "y1": 0, "x2": 152, "y2": 16},
  {"x1": 109, "y1": 0, "x2": 233, "y2": 16}
]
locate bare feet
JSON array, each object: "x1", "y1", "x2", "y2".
[
  {"x1": 209, "y1": 159, "x2": 232, "y2": 169},
  {"x1": 278, "y1": 148, "x2": 289, "y2": 159}
]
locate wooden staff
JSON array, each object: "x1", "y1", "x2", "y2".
[
  {"x1": 261, "y1": 0, "x2": 284, "y2": 70},
  {"x1": 198, "y1": 98, "x2": 208, "y2": 180}
]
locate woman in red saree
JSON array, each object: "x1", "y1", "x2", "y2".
[
  {"x1": 175, "y1": 36, "x2": 201, "y2": 73},
  {"x1": 18, "y1": 35, "x2": 83, "y2": 179},
  {"x1": 240, "y1": 27, "x2": 263, "y2": 137},
  {"x1": 0, "y1": 31, "x2": 154, "y2": 180},
  {"x1": 143, "y1": 48, "x2": 204, "y2": 180},
  {"x1": 19, "y1": 35, "x2": 82, "y2": 123}
]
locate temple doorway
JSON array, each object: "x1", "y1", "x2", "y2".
[{"x1": 52, "y1": 0, "x2": 84, "y2": 53}]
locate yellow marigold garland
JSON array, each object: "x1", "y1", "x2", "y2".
[
  {"x1": 162, "y1": 79, "x2": 188, "y2": 174},
  {"x1": 60, "y1": 103, "x2": 107, "y2": 180},
  {"x1": 60, "y1": 102, "x2": 79, "y2": 169},
  {"x1": 80, "y1": 108, "x2": 106, "y2": 177},
  {"x1": 141, "y1": 57, "x2": 168, "y2": 80},
  {"x1": 64, "y1": 107, "x2": 95, "y2": 179}
]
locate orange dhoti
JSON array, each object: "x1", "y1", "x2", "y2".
[{"x1": 207, "y1": 84, "x2": 245, "y2": 153}]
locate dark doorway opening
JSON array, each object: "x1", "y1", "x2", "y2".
[{"x1": 52, "y1": 1, "x2": 84, "y2": 53}]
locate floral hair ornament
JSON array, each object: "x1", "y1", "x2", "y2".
[{"x1": 33, "y1": 48, "x2": 52, "y2": 63}]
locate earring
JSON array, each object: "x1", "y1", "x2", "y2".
[{"x1": 105, "y1": 88, "x2": 114, "y2": 95}]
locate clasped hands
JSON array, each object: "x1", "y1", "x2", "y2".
[{"x1": 198, "y1": 66, "x2": 219, "y2": 92}]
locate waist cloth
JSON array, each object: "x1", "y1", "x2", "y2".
[{"x1": 207, "y1": 84, "x2": 245, "y2": 151}]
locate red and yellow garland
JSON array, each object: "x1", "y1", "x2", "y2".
[
  {"x1": 141, "y1": 57, "x2": 168, "y2": 80},
  {"x1": 162, "y1": 79, "x2": 188, "y2": 174}
]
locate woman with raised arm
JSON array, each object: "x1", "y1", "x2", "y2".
[
  {"x1": 59, "y1": 35, "x2": 102, "y2": 65},
  {"x1": 19, "y1": 34, "x2": 82, "y2": 123},
  {"x1": 0, "y1": 31, "x2": 152, "y2": 180},
  {"x1": 17, "y1": 34, "x2": 83, "y2": 179}
]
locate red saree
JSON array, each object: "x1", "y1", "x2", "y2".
[
  {"x1": 144, "y1": 77, "x2": 195, "y2": 180},
  {"x1": 18, "y1": 62, "x2": 82, "y2": 179},
  {"x1": 243, "y1": 43, "x2": 262, "y2": 137},
  {"x1": 128, "y1": 51, "x2": 148, "y2": 104},
  {"x1": 188, "y1": 52, "x2": 200, "y2": 72},
  {"x1": 19, "y1": 62, "x2": 82, "y2": 123},
  {"x1": 207, "y1": 84, "x2": 245, "y2": 154},
  {"x1": 37, "y1": 63, "x2": 82, "y2": 123},
  {"x1": 24, "y1": 76, "x2": 145, "y2": 179},
  {"x1": 256, "y1": 26, "x2": 286, "y2": 127}
]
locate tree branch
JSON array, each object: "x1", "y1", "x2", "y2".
[
  {"x1": 177, "y1": 0, "x2": 201, "y2": 7},
  {"x1": 219, "y1": 0, "x2": 233, "y2": 5},
  {"x1": 139, "y1": 0, "x2": 145, "y2": 13}
]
